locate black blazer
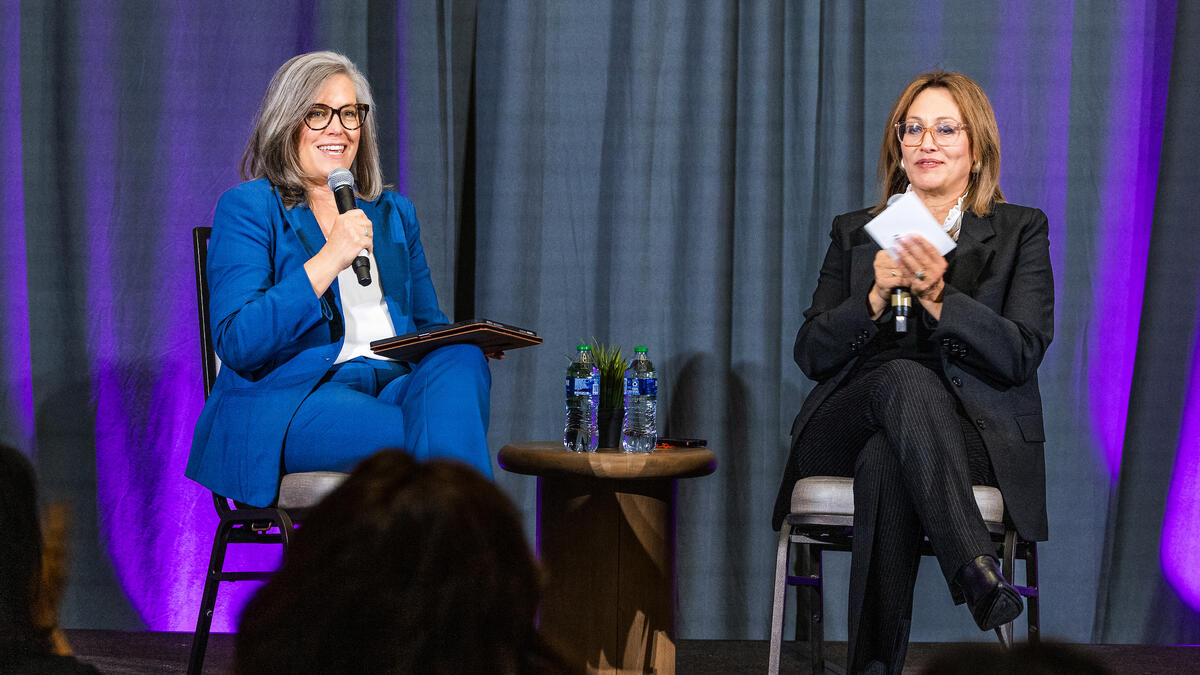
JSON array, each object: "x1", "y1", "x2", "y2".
[{"x1": 774, "y1": 202, "x2": 1054, "y2": 541}]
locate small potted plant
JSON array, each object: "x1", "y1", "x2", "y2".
[{"x1": 589, "y1": 339, "x2": 628, "y2": 449}]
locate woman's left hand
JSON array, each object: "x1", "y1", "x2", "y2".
[{"x1": 894, "y1": 235, "x2": 947, "y2": 302}]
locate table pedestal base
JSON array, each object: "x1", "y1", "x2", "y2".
[
  {"x1": 539, "y1": 475, "x2": 676, "y2": 674},
  {"x1": 498, "y1": 443, "x2": 715, "y2": 675}
]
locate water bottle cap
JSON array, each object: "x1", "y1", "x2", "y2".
[
  {"x1": 634, "y1": 346, "x2": 648, "y2": 352},
  {"x1": 577, "y1": 344, "x2": 591, "y2": 351}
]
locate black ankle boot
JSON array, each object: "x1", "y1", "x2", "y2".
[{"x1": 954, "y1": 555, "x2": 1023, "y2": 631}]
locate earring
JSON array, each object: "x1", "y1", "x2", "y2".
[
  {"x1": 900, "y1": 158, "x2": 905, "y2": 170},
  {"x1": 973, "y1": 161, "x2": 982, "y2": 173}
]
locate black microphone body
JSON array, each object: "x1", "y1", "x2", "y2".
[
  {"x1": 882, "y1": 192, "x2": 910, "y2": 332},
  {"x1": 328, "y1": 169, "x2": 371, "y2": 286},
  {"x1": 332, "y1": 182, "x2": 356, "y2": 214},
  {"x1": 892, "y1": 287, "x2": 911, "y2": 333}
]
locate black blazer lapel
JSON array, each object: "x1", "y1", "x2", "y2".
[
  {"x1": 851, "y1": 242, "x2": 879, "y2": 299},
  {"x1": 846, "y1": 212, "x2": 882, "y2": 299},
  {"x1": 945, "y1": 211, "x2": 996, "y2": 296}
]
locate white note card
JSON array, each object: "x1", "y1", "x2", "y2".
[{"x1": 864, "y1": 192, "x2": 957, "y2": 258}]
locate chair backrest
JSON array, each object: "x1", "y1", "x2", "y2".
[
  {"x1": 193, "y1": 226, "x2": 234, "y2": 514},
  {"x1": 191, "y1": 225, "x2": 345, "y2": 515},
  {"x1": 193, "y1": 227, "x2": 217, "y2": 399}
]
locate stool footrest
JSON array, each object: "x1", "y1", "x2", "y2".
[
  {"x1": 786, "y1": 574, "x2": 820, "y2": 587},
  {"x1": 213, "y1": 571, "x2": 274, "y2": 582}
]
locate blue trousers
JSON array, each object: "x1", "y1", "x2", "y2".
[{"x1": 282, "y1": 344, "x2": 493, "y2": 478}]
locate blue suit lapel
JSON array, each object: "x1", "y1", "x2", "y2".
[
  {"x1": 281, "y1": 201, "x2": 326, "y2": 263},
  {"x1": 274, "y1": 188, "x2": 413, "y2": 335},
  {"x1": 361, "y1": 197, "x2": 412, "y2": 328},
  {"x1": 276, "y1": 188, "x2": 342, "y2": 328}
]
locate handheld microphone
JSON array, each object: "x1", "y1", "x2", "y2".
[
  {"x1": 327, "y1": 168, "x2": 370, "y2": 286},
  {"x1": 884, "y1": 192, "x2": 909, "y2": 332},
  {"x1": 892, "y1": 288, "x2": 912, "y2": 333}
]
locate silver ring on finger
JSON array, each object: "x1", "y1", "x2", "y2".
[
  {"x1": 890, "y1": 270, "x2": 898, "y2": 277},
  {"x1": 914, "y1": 269, "x2": 926, "y2": 281}
]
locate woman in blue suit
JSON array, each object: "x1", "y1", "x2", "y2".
[{"x1": 187, "y1": 52, "x2": 492, "y2": 507}]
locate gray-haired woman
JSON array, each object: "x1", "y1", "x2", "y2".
[{"x1": 187, "y1": 52, "x2": 494, "y2": 507}]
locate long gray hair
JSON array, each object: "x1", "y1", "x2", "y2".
[{"x1": 240, "y1": 51, "x2": 383, "y2": 207}]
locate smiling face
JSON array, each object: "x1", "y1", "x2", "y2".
[
  {"x1": 296, "y1": 73, "x2": 360, "y2": 194},
  {"x1": 900, "y1": 86, "x2": 972, "y2": 201}
]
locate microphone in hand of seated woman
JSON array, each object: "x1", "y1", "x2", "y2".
[
  {"x1": 187, "y1": 51, "x2": 496, "y2": 510},
  {"x1": 327, "y1": 167, "x2": 371, "y2": 286},
  {"x1": 775, "y1": 69, "x2": 1053, "y2": 674}
]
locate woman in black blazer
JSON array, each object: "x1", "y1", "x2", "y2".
[{"x1": 774, "y1": 71, "x2": 1053, "y2": 674}]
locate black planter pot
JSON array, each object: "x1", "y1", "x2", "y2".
[{"x1": 598, "y1": 407, "x2": 624, "y2": 449}]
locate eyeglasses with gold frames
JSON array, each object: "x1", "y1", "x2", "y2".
[{"x1": 895, "y1": 120, "x2": 967, "y2": 147}]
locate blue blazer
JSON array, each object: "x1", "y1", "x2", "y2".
[{"x1": 186, "y1": 178, "x2": 449, "y2": 506}]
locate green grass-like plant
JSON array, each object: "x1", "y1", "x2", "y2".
[{"x1": 588, "y1": 339, "x2": 628, "y2": 409}]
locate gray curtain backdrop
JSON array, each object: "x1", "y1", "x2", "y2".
[{"x1": 3, "y1": 0, "x2": 1198, "y2": 644}]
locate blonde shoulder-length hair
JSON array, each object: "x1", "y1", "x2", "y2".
[
  {"x1": 240, "y1": 51, "x2": 384, "y2": 208},
  {"x1": 874, "y1": 70, "x2": 1004, "y2": 216}
]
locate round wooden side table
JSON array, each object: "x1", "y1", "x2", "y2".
[{"x1": 499, "y1": 442, "x2": 717, "y2": 675}]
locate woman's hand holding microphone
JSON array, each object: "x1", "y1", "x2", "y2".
[
  {"x1": 869, "y1": 235, "x2": 947, "y2": 322},
  {"x1": 305, "y1": 208, "x2": 374, "y2": 297},
  {"x1": 324, "y1": 208, "x2": 373, "y2": 270}
]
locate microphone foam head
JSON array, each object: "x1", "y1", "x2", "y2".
[{"x1": 327, "y1": 168, "x2": 355, "y2": 192}]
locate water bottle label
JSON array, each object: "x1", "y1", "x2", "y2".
[
  {"x1": 566, "y1": 377, "x2": 597, "y2": 397},
  {"x1": 624, "y1": 377, "x2": 657, "y2": 396}
]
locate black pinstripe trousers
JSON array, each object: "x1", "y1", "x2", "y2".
[{"x1": 790, "y1": 358, "x2": 996, "y2": 674}]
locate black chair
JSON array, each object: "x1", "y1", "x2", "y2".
[
  {"x1": 188, "y1": 226, "x2": 346, "y2": 674},
  {"x1": 767, "y1": 475, "x2": 1040, "y2": 674}
]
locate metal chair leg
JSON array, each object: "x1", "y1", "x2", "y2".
[
  {"x1": 769, "y1": 525, "x2": 793, "y2": 675},
  {"x1": 188, "y1": 519, "x2": 233, "y2": 675},
  {"x1": 803, "y1": 543, "x2": 824, "y2": 675},
  {"x1": 996, "y1": 529, "x2": 1017, "y2": 648},
  {"x1": 1026, "y1": 542, "x2": 1040, "y2": 644},
  {"x1": 278, "y1": 508, "x2": 296, "y2": 552}
]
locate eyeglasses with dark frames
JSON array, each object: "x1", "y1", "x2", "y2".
[{"x1": 303, "y1": 103, "x2": 370, "y2": 131}]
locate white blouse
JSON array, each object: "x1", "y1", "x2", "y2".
[
  {"x1": 333, "y1": 249, "x2": 397, "y2": 363},
  {"x1": 905, "y1": 184, "x2": 965, "y2": 242}
]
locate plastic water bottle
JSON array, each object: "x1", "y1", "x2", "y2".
[
  {"x1": 621, "y1": 346, "x2": 657, "y2": 453},
  {"x1": 564, "y1": 344, "x2": 599, "y2": 452}
]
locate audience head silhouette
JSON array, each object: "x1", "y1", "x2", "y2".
[
  {"x1": 0, "y1": 443, "x2": 48, "y2": 658},
  {"x1": 235, "y1": 449, "x2": 564, "y2": 674},
  {"x1": 0, "y1": 444, "x2": 97, "y2": 674}
]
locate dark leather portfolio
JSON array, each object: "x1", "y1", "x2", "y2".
[{"x1": 370, "y1": 319, "x2": 542, "y2": 362}]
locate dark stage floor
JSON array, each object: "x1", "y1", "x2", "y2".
[{"x1": 62, "y1": 629, "x2": 1200, "y2": 674}]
